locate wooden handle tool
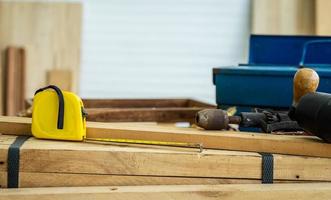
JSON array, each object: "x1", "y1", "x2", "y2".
[{"x1": 292, "y1": 68, "x2": 319, "y2": 107}]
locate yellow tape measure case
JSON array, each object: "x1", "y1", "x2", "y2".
[{"x1": 32, "y1": 85, "x2": 87, "y2": 141}]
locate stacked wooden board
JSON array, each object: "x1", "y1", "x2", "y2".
[
  {"x1": 1, "y1": 116, "x2": 331, "y2": 158},
  {"x1": 0, "y1": 116, "x2": 330, "y2": 199},
  {"x1": 2, "y1": 184, "x2": 331, "y2": 200},
  {"x1": 1, "y1": 134, "x2": 331, "y2": 188},
  {"x1": 0, "y1": 116, "x2": 331, "y2": 189}
]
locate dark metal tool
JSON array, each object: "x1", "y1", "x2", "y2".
[
  {"x1": 289, "y1": 92, "x2": 331, "y2": 143},
  {"x1": 287, "y1": 68, "x2": 331, "y2": 142},
  {"x1": 196, "y1": 108, "x2": 301, "y2": 133},
  {"x1": 196, "y1": 68, "x2": 319, "y2": 133}
]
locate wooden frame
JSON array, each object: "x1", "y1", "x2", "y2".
[
  {"x1": 83, "y1": 99, "x2": 215, "y2": 123},
  {"x1": 22, "y1": 99, "x2": 215, "y2": 122}
]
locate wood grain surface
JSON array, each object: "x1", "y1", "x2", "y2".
[{"x1": 1, "y1": 183, "x2": 331, "y2": 200}]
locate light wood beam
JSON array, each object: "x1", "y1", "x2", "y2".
[
  {"x1": 0, "y1": 135, "x2": 330, "y2": 182},
  {"x1": 1, "y1": 183, "x2": 331, "y2": 200},
  {"x1": 0, "y1": 116, "x2": 331, "y2": 158}
]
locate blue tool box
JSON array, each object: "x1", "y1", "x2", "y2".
[{"x1": 213, "y1": 35, "x2": 331, "y2": 109}]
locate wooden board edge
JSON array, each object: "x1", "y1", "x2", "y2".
[{"x1": 1, "y1": 183, "x2": 331, "y2": 200}]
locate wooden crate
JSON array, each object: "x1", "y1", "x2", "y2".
[{"x1": 83, "y1": 99, "x2": 215, "y2": 123}]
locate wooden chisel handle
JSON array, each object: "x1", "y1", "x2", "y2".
[{"x1": 292, "y1": 68, "x2": 319, "y2": 107}]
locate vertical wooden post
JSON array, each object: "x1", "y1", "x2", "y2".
[{"x1": 4, "y1": 47, "x2": 26, "y2": 116}]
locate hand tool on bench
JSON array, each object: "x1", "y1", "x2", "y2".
[
  {"x1": 195, "y1": 68, "x2": 319, "y2": 133},
  {"x1": 195, "y1": 108, "x2": 302, "y2": 133},
  {"x1": 289, "y1": 68, "x2": 331, "y2": 143}
]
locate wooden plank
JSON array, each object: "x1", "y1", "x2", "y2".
[
  {"x1": 315, "y1": 0, "x2": 331, "y2": 35},
  {"x1": 82, "y1": 99, "x2": 215, "y2": 109},
  {"x1": 4, "y1": 47, "x2": 26, "y2": 116},
  {"x1": 1, "y1": 183, "x2": 331, "y2": 200},
  {"x1": 47, "y1": 69, "x2": 73, "y2": 91},
  {"x1": 252, "y1": 0, "x2": 315, "y2": 35},
  {"x1": 83, "y1": 99, "x2": 194, "y2": 108},
  {"x1": 0, "y1": 116, "x2": 331, "y2": 158},
  {"x1": 0, "y1": 117, "x2": 32, "y2": 136},
  {"x1": 187, "y1": 99, "x2": 216, "y2": 108},
  {"x1": 0, "y1": 171, "x2": 317, "y2": 188},
  {"x1": 86, "y1": 107, "x2": 202, "y2": 122},
  {"x1": 21, "y1": 99, "x2": 215, "y2": 122},
  {"x1": 18, "y1": 48, "x2": 26, "y2": 115},
  {"x1": 4, "y1": 47, "x2": 16, "y2": 115},
  {"x1": 1, "y1": 135, "x2": 331, "y2": 181},
  {"x1": 0, "y1": 172, "x2": 264, "y2": 188},
  {"x1": 83, "y1": 99, "x2": 215, "y2": 122}
]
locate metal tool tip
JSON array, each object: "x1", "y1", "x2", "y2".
[{"x1": 195, "y1": 109, "x2": 228, "y2": 130}]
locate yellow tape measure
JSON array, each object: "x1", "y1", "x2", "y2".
[{"x1": 85, "y1": 137, "x2": 203, "y2": 152}]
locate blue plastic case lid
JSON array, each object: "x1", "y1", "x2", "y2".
[
  {"x1": 249, "y1": 35, "x2": 331, "y2": 65},
  {"x1": 213, "y1": 66, "x2": 331, "y2": 85}
]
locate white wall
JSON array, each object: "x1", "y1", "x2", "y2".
[{"x1": 80, "y1": 0, "x2": 251, "y2": 103}]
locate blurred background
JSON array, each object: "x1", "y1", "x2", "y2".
[{"x1": 0, "y1": 0, "x2": 330, "y2": 115}]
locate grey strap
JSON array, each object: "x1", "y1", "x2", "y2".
[
  {"x1": 259, "y1": 152, "x2": 274, "y2": 184},
  {"x1": 7, "y1": 136, "x2": 30, "y2": 188}
]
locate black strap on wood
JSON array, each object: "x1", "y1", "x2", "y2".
[
  {"x1": 7, "y1": 136, "x2": 30, "y2": 188},
  {"x1": 35, "y1": 85, "x2": 64, "y2": 129},
  {"x1": 259, "y1": 152, "x2": 274, "y2": 184}
]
